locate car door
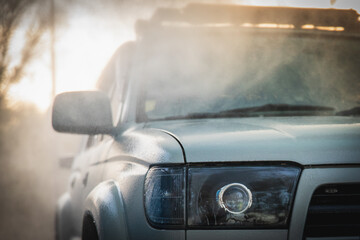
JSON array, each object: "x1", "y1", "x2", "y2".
[
  {"x1": 68, "y1": 136, "x2": 103, "y2": 235},
  {"x1": 69, "y1": 134, "x2": 114, "y2": 236}
]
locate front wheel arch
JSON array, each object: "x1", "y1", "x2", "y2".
[
  {"x1": 82, "y1": 180, "x2": 129, "y2": 240},
  {"x1": 82, "y1": 211, "x2": 99, "y2": 240}
]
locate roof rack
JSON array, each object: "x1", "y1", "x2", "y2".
[{"x1": 137, "y1": 4, "x2": 360, "y2": 34}]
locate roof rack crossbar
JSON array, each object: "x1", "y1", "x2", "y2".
[{"x1": 148, "y1": 4, "x2": 360, "y2": 33}]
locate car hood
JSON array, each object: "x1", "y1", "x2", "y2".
[{"x1": 146, "y1": 117, "x2": 360, "y2": 165}]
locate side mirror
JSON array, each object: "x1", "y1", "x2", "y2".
[{"x1": 52, "y1": 91, "x2": 114, "y2": 135}]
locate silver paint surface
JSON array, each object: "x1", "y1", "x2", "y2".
[{"x1": 147, "y1": 116, "x2": 360, "y2": 164}]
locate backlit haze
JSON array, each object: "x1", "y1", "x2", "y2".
[{"x1": 7, "y1": 0, "x2": 360, "y2": 111}]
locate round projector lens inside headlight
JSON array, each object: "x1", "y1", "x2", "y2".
[{"x1": 217, "y1": 183, "x2": 252, "y2": 214}]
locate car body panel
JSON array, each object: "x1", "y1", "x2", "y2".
[
  {"x1": 88, "y1": 126, "x2": 187, "y2": 239},
  {"x1": 146, "y1": 117, "x2": 360, "y2": 165},
  {"x1": 104, "y1": 126, "x2": 185, "y2": 165},
  {"x1": 56, "y1": 193, "x2": 73, "y2": 240},
  {"x1": 68, "y1": 140, "x2": 113, "y2": 236},
  {"x1": 84, "y1": 180, "x2": 129, "y2": 240}
]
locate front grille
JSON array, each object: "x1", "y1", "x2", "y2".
[{"x1": 303, "y1": 183, "x2": 360, "y2": 239}]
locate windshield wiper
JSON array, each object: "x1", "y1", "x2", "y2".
[
  {"x1": 220, "y1": 104, "x2": 335, "y2": 116},
  {"x1": 336, "y1": 106, "x2": 360, "y2": 116},
  {"x1": 151, "y1": 104, "x2": 335, "y2": 121}
]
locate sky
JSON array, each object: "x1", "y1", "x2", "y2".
[{"x1": 7, "y1": 0, "x2": 360, "y2": 111}]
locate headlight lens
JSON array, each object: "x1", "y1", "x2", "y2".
[
  {"x1": 144, "y1": 164, "x2": 301, "y2": 229},
  {"x1": 217, "y1": 183, "x2": 253, "y2": 214},
  {"x1": 188, "y1": 165, "x2": 300, "y2": 228}
]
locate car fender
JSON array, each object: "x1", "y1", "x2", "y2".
[
  {"x1": 84, "y1": 180, "x2": 129, "y2": 240},
  {"x1": 56, "y1": 193, "x2": 73, "y2": 240}
]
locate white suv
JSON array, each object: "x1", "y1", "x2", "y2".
[{"x1": 53, "y1": 4, "x2": 360, "y2": 240}]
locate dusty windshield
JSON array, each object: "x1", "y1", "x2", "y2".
[{"x1": 135, "y1": 27, "x2": 360, "y2": 121}]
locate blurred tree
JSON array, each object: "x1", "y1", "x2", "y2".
[{"x1": 0, "y1": 0, "x2": 47, "y2": 104}]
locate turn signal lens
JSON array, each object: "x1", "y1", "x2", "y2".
[{"x1": 144, "y1": 166, "x2": 185, "y2": 228}]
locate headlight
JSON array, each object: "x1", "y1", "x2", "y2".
[{"x1": 144, "y1": 164, "x2": 301, "y2": 229}]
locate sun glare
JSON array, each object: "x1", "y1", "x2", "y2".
[
  {"x1": 8, "y1": 6, "x2": 135, "y2": 112},
  {"x1": 55, "y1": 16, "x2": 135, "y2": 95}
]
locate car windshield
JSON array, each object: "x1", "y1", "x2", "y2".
[{"x1": 135, "y1": 27, "x2": 360, "y2": 121}]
